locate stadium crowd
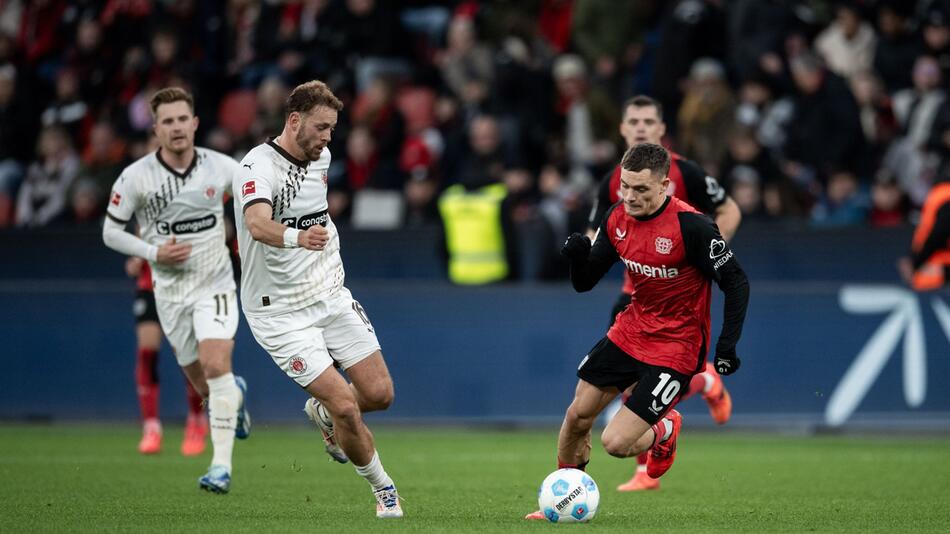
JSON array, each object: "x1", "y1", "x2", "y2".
[{"x1": 1, "y1": 0, "x2": 948, "y2": 244}]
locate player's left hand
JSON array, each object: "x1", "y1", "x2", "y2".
[{"x1": 714, "y1": 347, "x2": 741, "y2": 376}]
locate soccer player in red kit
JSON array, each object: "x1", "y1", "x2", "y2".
[
  {"x1": 587, "y1": 95, "x2": 741, "y2": 491},
  {"x1": 127, "y1": 257, "x2": 208, "y2": 456},
  {"x1": 526, "y1": 143, "x2": 749, "y2": 520}
]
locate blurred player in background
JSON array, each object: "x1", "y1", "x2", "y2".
[
  {"x1": 587, "y1": 95, "x2": 742, "y2": 491},
  {"x1": 900, "y1": 174, "x2": 950, "y2": 289},
  {"x1": 126, "y1": 257, "x2": 207, "y2": 456},
  {"x1": 527, "y1": 144, "x2": 749, "y2": 520},
  {"x1": 102, "y1": 87, "x2": 249, "y2": 493},
  {"x1": 234, "y1": 80, "x2": 402, "y2": 518}
]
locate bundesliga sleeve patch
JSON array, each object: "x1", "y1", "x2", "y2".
[
  {"x1": 242, "y1": 181, "x2": 256, "y2": 198},
  {"x1": 110, "y1": 191, "x2": 122, "y2": 206}
]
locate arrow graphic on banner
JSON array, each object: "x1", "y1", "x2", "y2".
[{"x1": 826, "y1": 286, "x2": 927, "y2": 427}]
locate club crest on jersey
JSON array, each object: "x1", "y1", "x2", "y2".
[
  {"x1": 110, "y1": 191, "x2": 122, "y2": 206},
  {"x1": 205, "y1": 186, "x2": 216, "y2": 199},
  {"x1": 242, "y1": 181, "x2": 256, "y2": 198},
  {"x1": 322, "y1": 170, "x2": 328, "y2": 186},
  {"x1": 615, "y1": 228, "x2": 627, "y2": 241},
  {"x1": 289, "y1": 356, "x2": 307, "y2": 375},
  {"x1": 655, "y1": 236, "x2": 673, "y2": 255}
]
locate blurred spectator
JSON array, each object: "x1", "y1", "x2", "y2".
[
  {"x1": 884, "y1": 55, "x2": 946, "y2": 204},
  {"x1": 537, "y1": 0, "x2": 573, "y2": 53},
  {"x1": 784, "y1": 52, "x2": 865, "y2": 189},
  {"x1": 727, "y1": 0, "x2": 798, "y2": 83},
  {"x1": 920, "y1": 3, "x2": 950, "y2": 82},
  {"x1": 815, "y1": 1, "x2": 877, "y2": 81},
  {"x1": 926, "y1": 97, "x2": 950, "y2": 179},
  {"x1": 872, "y1": 1, "x2": 921, "y2": 92},
  {"x1": 850, "y1": 71, "x2": 899, "y2": 157},
  {"x1": 250, "y1": 76, "x2": 289, "y2": 142},
  {"x1": 719, "y1": 129, "x2": 788, "y2": 219},
  {"x1": 734, "y1": 73, "x2": 794, "y2": 155},
  {"x1": 677, "y1": 58, "x2": 736, "y2": 175},
  {"x1": 15, "y1": 126, "x2": 79, "y2": 228},
  {"x1": 436, "y1": 16, "x2": 494, "y2": 110},
  {"x1": 552, "y1": 54, "x2": 618, "y2": 188},
  {"x1": 69, "y1": 178, "x2": 103, "y2": 226},
  {"x1": 17, "y1": 0, "x2": 68, "y2": 69},
  {"x1": 78, "y1": 121, "x2": 128, "y2": 202},
  {"x1": 351, "y1": 77, "x2": 406, "y2": 166},
  {"x1": 570, "y1": 0, "x2": 644, "y2": 86},
  {"x1": 0, "y1": 65, "x2": 33, "y2": 200},
  {"x1": 810, "y1": 169, "x2": 870, "y2": 226},
  {"x1": 345, "y1": 125, "x2": 404, "y2": 191},
  {"x1": 338, "y1": 0, "x2": 411, "y2": 92},
  {"x1": 869, "y1": 171, "x2": 910, "y2": 227},
  {"x1": 40, "y1": 68, "x2": 91, "y2": 148},
  {"x1": 652, "y1": 0, "x2": 728, "y2": 134},
  {"x1": 65, "y1": 16, "x2": 116, "y2": 110}
]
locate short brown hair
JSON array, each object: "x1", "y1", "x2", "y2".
[
  {"x1": 621, "y1": 142, "x2": 670, "y2": 177},
  {"x1": 286, "y1": 80, "x2": 343, "y2": 116},
  {"x1": 622, "y1": 95, "x2": 663, "y2": 121},
  {"x1": 149, "y1": 87, "x2": 194, "y2": 117}
]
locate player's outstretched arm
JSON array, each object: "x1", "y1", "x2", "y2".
[{"x1": 244, "y1": 202, "x2": 329, "y2": 251}]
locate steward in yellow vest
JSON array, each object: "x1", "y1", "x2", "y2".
[{"x1": 438, "y1": 182, "x2": 515, "y2": 284}]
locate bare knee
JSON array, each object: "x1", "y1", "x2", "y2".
[
  {"x1": 327, "y1": 399, "x2": 362, "y2": 429},
  {"x1": 601, "y1": 431, "x2": 632, "y2": 458},
  {"x1": 363, "y1": 382, "x2": 394, "y2": 411}
]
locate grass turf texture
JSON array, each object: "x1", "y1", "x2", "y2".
[{"x1": 1, "y1": 424, "x2": 948, "y2": 533}]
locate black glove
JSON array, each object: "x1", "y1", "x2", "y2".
[
  {"x1": 714, "y1": 346, "x2": 741, "y2": 376},
  {"x1": 561, "y1": 233, "x2": 591, "y2": 260}
]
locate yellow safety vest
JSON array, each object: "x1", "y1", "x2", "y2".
[{"x1": 438, "y1": 183, "x2": 509, "y2": 285}]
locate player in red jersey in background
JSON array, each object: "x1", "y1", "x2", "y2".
[
  {"x1": 587, "y1": 95, "x2": 742, "y2": 491},
  {"x1": 126, "y1": 256, "x2": 207, "y2": 456},
  {"x1": 526, "y1": 143, "x2": 749, "y2": 520}
]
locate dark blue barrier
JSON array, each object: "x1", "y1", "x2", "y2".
[{"x1": 2, "y1": 278, "x2": 948, "y2": 428}]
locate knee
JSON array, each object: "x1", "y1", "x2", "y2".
[
  {"x1": 600, "y1": 431, "x2": 631, "y2": 458},
  {"x1": 328, "y1": 399, "x2": 362, "y2": 428},
  {"x1": 365, "y1": 383, "x2": 394, "y2": 411}
]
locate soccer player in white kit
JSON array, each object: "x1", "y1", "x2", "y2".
[
  {"x1": 233, "y1": 80, "x2": 402, "y2": 518},
  {"x1": 102, "y1": 87, "x2": 250, "y2": 494}
]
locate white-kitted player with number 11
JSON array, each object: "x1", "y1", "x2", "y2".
[
  {"x1": 232, "y1": 80, "x2": 402, "y2": 518},
  {"x1": 102, "y1": 87, "x2": 250, "y2": 494}
]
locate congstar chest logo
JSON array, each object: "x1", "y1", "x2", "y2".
[{"x1": 157, "y1": 214, "x2": 217, "y2": 235}]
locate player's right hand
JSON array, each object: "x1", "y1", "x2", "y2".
[
  {"x1": 561, "y1": 233, "x2": 591, "y2": 260},
  {"x1": 714, "y1": 347, "x2": 741, "y2": 376},
  {"x1": 156, "y1": 236, "x2": 192, "y2": 264},
  {"x1": 298, "y1": 225, "x2": 330, "y2": 251}
]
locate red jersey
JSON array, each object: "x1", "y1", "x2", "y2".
[
  {"x1": 137, "y1": 261, "x2": 154, "y2": 291},
  {"x1": 572, "y1": 197, "x2": 748, "y2": 375},
  {"x1": 589, "y1": 151, "x2": 726, "y2": 294}
]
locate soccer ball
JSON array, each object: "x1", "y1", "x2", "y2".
[{"x1": 536, "y1": 468, "x2": 600, "y2": 523}]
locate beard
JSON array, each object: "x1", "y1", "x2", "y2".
[{"x1": 296, "y1": 127, "x2": 324, "y2": 161}]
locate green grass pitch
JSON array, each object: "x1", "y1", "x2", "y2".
[{"x1": 2, "y1": 424, "x2": 948, "y2": 533}]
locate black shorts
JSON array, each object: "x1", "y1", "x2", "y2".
[
  {"x1": 576, "y1": 337, "x2": 690, "y2": 424},
  {"x1": 133, "y1": 290, "x2": 159, "y2": 324}
]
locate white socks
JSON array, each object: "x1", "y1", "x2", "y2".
[
  {"x1": 354, "y1": 451, "x2": 394, "y2": 491},
  {"x1": 657, "y1": 418, "x2": 673, "y2": 443},
  {"x1": 207, "y1": 373, "x2": 241, "y2": 471}
]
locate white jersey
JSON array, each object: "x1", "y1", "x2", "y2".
[
  {"x1": 233, "y1": 140, "x2": 345, "y2": 317},
  {"x1": 107, "y1": 147, "x2": 239, "y2": 303}
]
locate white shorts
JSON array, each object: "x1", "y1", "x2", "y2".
[
  {"x1": 246, "y1": 287, "x2": 381, "y2": 387},
  {"x1": 156, "y1": 290, "x2": 239, "y2": 366}
]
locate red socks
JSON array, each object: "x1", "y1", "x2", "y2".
[
  {"x1": 185, "y1": 379, "x2": 204, "y2": 417},
  {"x1": 684, "y1": 372, "x2": 706, "y2": 400},
  {"x1": 135, "y1": 348, "x2": 159, "y2": 420},
  {"x1": 558, "y1": 459, "x2": 590, "y2": 471}
]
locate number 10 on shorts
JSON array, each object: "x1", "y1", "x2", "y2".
[{"x1": 651, "y1": 372, "x2": 681, "y2": 410}]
